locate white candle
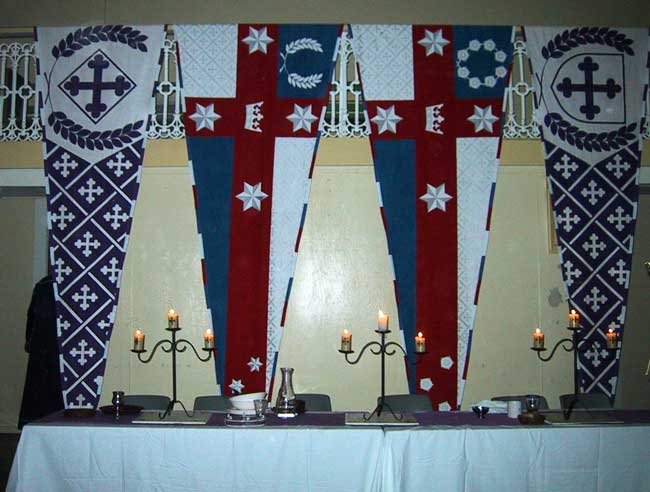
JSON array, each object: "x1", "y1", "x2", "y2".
[
  {"x1": 204, "y1": 328, "x2": 215, "y2": 349},
  {"x1": 133, "y1": 329, "x2": 145, "y2": 351},
  {"x1": 341, "y1": 329, "x2": 352, "y2": 352},
  {"x1": 533, "y1": 328, "x2": 544, "y2": 349},
  {"x1": 606, "y1": 328, "x2": 617, "y2": 350},
  {"x1": 415, "y1": 332, "x2": 426, "y2": 353},
  {"x1": 167, "y1": 309, "x2": 179, "y2": 329},
  {"x1": 377, "y1": 310, "x2": 389, "y2": 332},
  {"x1": 568, "y1": 309, "x2": 580, "y2": 329}
]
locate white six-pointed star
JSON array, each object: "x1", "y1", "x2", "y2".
[
  {"x1": 247, "y1": 357, "x2": 263, "y2": 372},
  {"x1": 242, "y1": 26, "x2": 274, "y2": 54},
  {"x1": 371, "y1": 105, "x2": 403, "y2": 134},
  {"x1": 236, "y1": 182, "x2": 268, "y2": 211},
  {"x1": 189, "y1": 103, "x2": 221, "y2": 131},
  {"x1": 467, "y1": 105, "x2": 499, "y2": 133},
  {"x1": 286, "y1": 104, "x2": 318, "y2": 132},
  {"x1": 418, "y1": 29, "x2": 450, "y2": 56},
  {"x1": 420, "y1": 183, "x2": 453, "y2": 212},
  {"x1": 229, "y1": 379, "x2": 245, "y2": 393}
]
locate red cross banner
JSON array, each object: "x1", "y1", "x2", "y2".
[
  {"x1": 351, "y1": 24, "x2": 514, "y2": 410},
  {"x1": 175, "y1": 24, "x2": 340, "y2": 395}
]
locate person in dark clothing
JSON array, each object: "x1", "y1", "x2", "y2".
[{"x1": 18, "y1": 275, "x2": 63, "y2": 428}]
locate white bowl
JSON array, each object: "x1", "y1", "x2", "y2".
[{"x1": 229, "y1": 392, "x2": 266, "y2": 410}]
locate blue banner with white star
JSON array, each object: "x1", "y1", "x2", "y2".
[
  {"x1": 36, "y1": 25, "x2": 165, "y2": 408},
  {"x1": 525, "y1": 27, "x2": 650, "y2": 398}
]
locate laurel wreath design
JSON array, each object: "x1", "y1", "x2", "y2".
[
  {"x1": 51, "y1": 25, "x2": 149, "y2": 59},
  {"x1": 280, "y1": 37, "x2": 324, "y2": 90},
  {"x1": 541, "y1": 27, "x2": 634, "y2": 60},
  {"x1": 545, "y1": 113, "x2": 637, "y2": 152},
  {"x1": 48, "y1": 112, "x2": 144, "y2": 150}
]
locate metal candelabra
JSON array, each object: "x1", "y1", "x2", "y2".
[
  {"x1": 131, "y1": 323, "x2": 216, "y2": 419},
  {"x1": 339, "y1": 329, "x2": 426, "y2": 421},
  {"x1": 531, "y1": 322, "x2": 616, "y2": 420}
]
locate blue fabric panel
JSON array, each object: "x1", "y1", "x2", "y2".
[
  {"x1": 187, "y1": 136, "x2": 234, "y2": 387},
  {"x1": 372, "y1": 139, "x2": 417, "y2": 392},
  {"x1": 277, "y1": 25, "x2": 340, "y2": 99},
  {"x1": 453, "y1": 26, "x2": 514, "y2": 100}
]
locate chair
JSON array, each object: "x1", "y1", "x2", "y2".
[
  {"x1": 123, "y1": 394, "x2": 170, "y2": 411},
  {"x1": 296, "y1": 393, "x2": 332, "y2": 412},
  {"x1": 193, "y1": 395, "x2": 231, "y2": 412},
  {"x1": 379, "y1": 394, "x2": 432, "y2": 412},
  {"x1": 492, "y1": 394, "x2": 549, "y2": 410},
  {"x1": 559, "y1": 393, "x2": 612, "y2": 411}
]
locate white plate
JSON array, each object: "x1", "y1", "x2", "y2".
[{"x1": 226, "y1": 407, "x2": 258, "y2": 416}]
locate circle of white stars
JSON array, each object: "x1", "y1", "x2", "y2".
[
  {"x1": 236, "y1": 182, "x2": 268, "y2": 211},
  {"x1": 371, "y1": 105, "x2": 403, "y2": 134},
  {"x1": 190, "y1": 103, "x2": 221, "y2": 131},
  {"x1": 242, "y1": 26, "x2": 274, "y2": 54},
  {"x1": 286, "y1": 104, "x2": 318, "y2": 132},
  {"x1": 418, "y1": 29, "x2": 449, "y2": 56},
  {"x1": 420, "y1": 183, "x2": 453, "y2": 212},
  {"x1": 467, "y1": 105, "x2": 498, "y2": 133}
]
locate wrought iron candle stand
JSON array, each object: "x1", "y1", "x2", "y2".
[
  {"x1": 131, "y1": 324, "x2": 216, "y2": 419},
  {"x1": 339, "y1": 329, "x2": 426, "y2": 421},
  {"x1": 531, "y1": 322, "x2": 616, "y2": 420}
]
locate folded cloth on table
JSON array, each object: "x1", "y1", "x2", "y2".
[{"x1": 469, "y1": 400, "x2": 508, "y2": 414}]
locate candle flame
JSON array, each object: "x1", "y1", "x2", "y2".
[
  {"x1": 134, "y1": 329, "x2": 142, "y2": 336},
  {"x1": 608, "y1": 327, "x2": 614, "y2": 334},
  {"x1": 168, "y1": 309, "x2": 175, "y2": 315},
  {"x1": 378, "y1": 310, "x2": 385, "y2": 317},
  {"x1": 417, "y1": 331, "x2": 423, "y2": 337},
  {"x1": 343, "y1": 329, "x2": 349, "y2": 335},
  {"x1": 535, "y1": 328, "x2": 541, "y2": 334},
  {"x1": 570, "y1": 309, "x2": 576, "y2": 315},
  {"x1": 205, "y1": 328, "x2": 213, "y2": 336}
]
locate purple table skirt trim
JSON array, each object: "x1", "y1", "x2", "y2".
[{"x1": 30, "y1": 409, "x2": 650, "y2": 429}]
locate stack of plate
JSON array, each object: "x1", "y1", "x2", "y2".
[{"x1": 225, "y1": 392, "x2": 266, "y2": 427}]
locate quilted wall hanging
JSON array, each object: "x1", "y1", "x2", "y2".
[
  {"x1": 175, "y1": 24, "x2": 340, "y2": 395},
  {"x1": 525, "y1": 26, "x2": 650, "y2": 397},
  {"x1": 36, "y1": 25, "x2": 165, "y2": 408},
  {"x1": 351, "y1": 25, "x2": 514, "y2": 410}
]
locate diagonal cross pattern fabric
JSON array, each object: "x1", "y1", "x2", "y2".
[
  {"x1": 525, "y1": 27, "x2": 650, "y2": 397},
  {"x1": 36, "y1": 25, "x2": 165, "y2": 408}
]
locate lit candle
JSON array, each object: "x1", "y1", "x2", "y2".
[
  {"x1": 341, "y1": 329, "x2": 352, "y2": 352},
  {"x1": 568, "y1": 309, "x2": 580, "y2": 329},
  {"x1": 204, "y1": 328, "x2": 215, "y2": 350},
  {"x1": 606, "y1": 328, "x2": 617, "y2": 350},
  {"x1": 533, "y1": 328, "x2": 545, "y2": 349},
  {"x1": 133, "y1": 329, "x2": 145, "y2": 352},
  {"x1": 415, "y1": 332, "x2": 426, "y2": 353},
  {"x1": 377, "y1": 310, "x2": 389, "y2": 332},
  {"x1": 167, "y1": 309, "x2": 179, "y2": 329}
]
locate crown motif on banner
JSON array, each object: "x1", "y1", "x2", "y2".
[
  {"x1": 245, "y1": 101, "x2": 264, "y2": 133},
  {"x1": 425, "y1": 104, "x2": 445, "y2": 135}
]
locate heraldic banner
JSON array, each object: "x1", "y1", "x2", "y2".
[
  {"x1": 175, "y1": 24, "x2": 340, "y2": 395},
  {"x1": 351, "y1": 25, "x2": 514, "y2": 410},
  {"x1": 36, "y1": 25, "x2": 165, "y2": 408},
  {"x1": 525, "y1": 27, "x2": 649, "y2": 397}
]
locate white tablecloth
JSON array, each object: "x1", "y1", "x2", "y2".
[
  {"x1": 382, "y1": 425, "x2": 650, "y2": 492},
  {"x1": 8, "y1": 421, "x2": 650, "y2": 492},
  {"x1": 7, "y1": 425, "x2": 384, "y2": 492}
]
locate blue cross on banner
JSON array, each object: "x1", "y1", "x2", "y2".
[
  {"x1": 36, "y1": 25, "x2": 165, "y2": 408},
  {"x1": 525, "y1": 26, "x2": 650, "y2": 398}
]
